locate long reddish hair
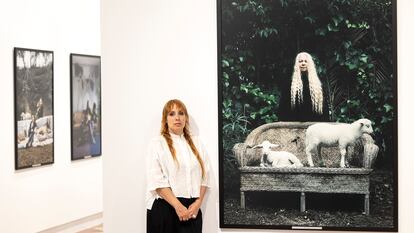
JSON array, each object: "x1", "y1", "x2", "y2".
[{"x1": 160, "y1": 99, "x2": 205, "y2": 178}]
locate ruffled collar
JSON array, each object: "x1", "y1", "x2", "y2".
[{"x1": 169, "y1": 130, "x2": 185, "y2": 140}]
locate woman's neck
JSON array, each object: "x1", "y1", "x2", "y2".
[{"x1": 169, "y1": 129, "x2": 184, "y2": 136}]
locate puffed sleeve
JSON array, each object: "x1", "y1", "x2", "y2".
[
  {"x1": 146, "y1": 138, "x2": 170, "y2": 192},
  {"x1": 197, "y1": 137, "x2": 212, "y2": 188}
]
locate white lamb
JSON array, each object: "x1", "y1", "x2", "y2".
[
  {"x1": 305, "y1": 118, "x2": 374, "y2": 168},
  {"x1": 252, "y1": 141, "x2": 303, "y2": 168}
]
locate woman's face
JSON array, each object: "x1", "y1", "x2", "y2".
[
  {"x1": 166, "y1": 105, "x2": 187, "y2": 135},
  {"x1": 298, "y1": 54, "x2": 308, "y2": 72}
]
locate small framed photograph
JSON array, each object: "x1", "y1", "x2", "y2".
[
  {"x1": 14, "y1": 47, "x2": 54, "y2": 169},
  {"x1": 70, "y1": 54, "x2": 101, "y2": 160}
]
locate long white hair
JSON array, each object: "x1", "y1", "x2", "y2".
[{"x1": 290, "y1": 52, "x2": 323, "y2": 114}]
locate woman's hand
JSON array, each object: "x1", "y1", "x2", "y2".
[
  {"x1": 187, "y1": 199, "x2": 202, "y2": 219},
  {"x1": 156, "y1": 188, "x2": 191, "y2": 221},
  {"x1": 174, "y1": 203, "x2": 190, "y2": 221},
  {"x1": 188, "y1": 186, "x2": 207, "y2": 219}
]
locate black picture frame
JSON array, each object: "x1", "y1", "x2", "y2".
[
  {"x1": 14, "y1": 47, "x2": 54, "y2": 170},
  {"x1": 70, "y1": 53, "x2": 102, "y2": 160},
  {"x1": 217, "y1": 0, "x2": 398, "y2": 231}
]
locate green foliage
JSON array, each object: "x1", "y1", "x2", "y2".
[{"x1": 222, "y1": 51, "x2": 279, "y2": 148}]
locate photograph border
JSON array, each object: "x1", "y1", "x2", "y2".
[
  {"x1": 216, "y1": 0, "x2": 398, "y2": 231},
  {"x1": 14, "y1": 47, "x2": 55, "y2": 170},
  {"x1": 70, "y1": 53, "x2": 102, "y2": 161}
]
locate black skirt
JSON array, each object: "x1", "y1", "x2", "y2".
[{"x1": 147, "y1": 198, "x2": 202, "y2": 233}]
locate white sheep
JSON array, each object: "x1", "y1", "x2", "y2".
[
  {"x1": 305, "y1": 118, "x2": 374, "y2": 168},
  {"x1": 252, "y1": 140, "x2": 303, "y2": 168},
  {"x1": 20, "y1": 112, "x2": 31, "y2": 121}
]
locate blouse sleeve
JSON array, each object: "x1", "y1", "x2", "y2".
[
  {"x1": 197, "y1": 137, "x2": 212, "y2": 188},
  {"x1": 146, "y1": 138, "x2": 170, "y2": 192}
]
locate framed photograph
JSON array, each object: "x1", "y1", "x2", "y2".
[
  {"x1": 14, "y1": 47, "x2": 54, "y2": 170},
  {"x1": 218, "y1": 0, "x2": 397, "y2": 231},
  {"x1": 70, "y1": 54, "x2": 101, "y2": 160}
]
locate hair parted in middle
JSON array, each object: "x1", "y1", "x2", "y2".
[
  {"x1": 160, "y1": 99, "x2": 205, "y2": 178},
  {"x1": 290, "y1": 52, "x2": 324, "y2": 114}
]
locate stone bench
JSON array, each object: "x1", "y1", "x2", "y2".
[{"x1": 233, "y1": 122, "x2": 379, "y2": 215}]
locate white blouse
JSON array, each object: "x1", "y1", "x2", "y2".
[{"x1": 146, "y1": 133, "x2": 211, "y2": 210}]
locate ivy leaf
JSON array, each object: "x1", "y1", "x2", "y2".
[
  {"x1": 344, "y1": 41, "x2": 352, "y2": 49},
  {"x1": 240, "y1": 85, "x2": 248, "y2": 93},
  {"x1": 346, "y1": 62, "x2": 357, "y2": 70},
  {"x1": 384, "y1": 104, "x2": 393, "y2": 112},
  {"x1": 327, "y1": 23, "x2": 339, "y2": 32},
  {"x1": 359, "y1": 54, "x2": 368, "y2": 63},
  {"x1": 222, "y1": 60, "x2": 230, "y2": 67},
  {"x1": 332, "y1": 17, "x2": 339, "y2": 26},
  {"x1": 223, "y1": 72, "x2": 229, "y2": 79}
]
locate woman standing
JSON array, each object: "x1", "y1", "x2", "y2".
[{"x1": 146, "y1": 99, "x2": 211, "y2": 233}]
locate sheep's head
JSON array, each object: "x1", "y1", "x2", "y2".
[
  {"x1": 252, "y1": 140, "x2": 280, "y2": 155},
  {"x1": 355, "y1": 118, "x2": 374, "y2": 135}
]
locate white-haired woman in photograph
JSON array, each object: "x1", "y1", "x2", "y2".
[
  {"x1": 146, "y1": 99, "x2": 211, "y2": 233},
  {"x1": 279, "y1": 52, "x2": 328, "y2": 121}
]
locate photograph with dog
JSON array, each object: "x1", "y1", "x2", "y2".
[{"x1": 70, "y1": 54, "x2": 102, "y2": 160}]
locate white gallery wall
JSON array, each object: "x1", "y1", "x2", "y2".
[
  {"x1": 101, "y1": 0, "x2": 218, "y2": 232},
  {"x1": 0, "y1": 0, "x2": 103, "y2": 232},
  {"x1": 101, "y1": 0, "x2": 414, "y2": 233}
]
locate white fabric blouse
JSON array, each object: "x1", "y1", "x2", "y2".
[{"x1": 146, "y1": 133, "x2": 211, "y2": 210}]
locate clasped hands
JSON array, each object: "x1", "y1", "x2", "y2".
[{"x1": 175, "y1": 200, "x2": 201, "y2": 222}]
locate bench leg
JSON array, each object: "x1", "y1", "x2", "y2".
[
  {"x1": 241, "y1": 191, "x2": 245, "y2": 209},
  {"x1": 364, "y1": 193, "x2": 370, "y2": 215},
  {"x1": 300, "y1": 192, "x2": 306, "y2": 212}
]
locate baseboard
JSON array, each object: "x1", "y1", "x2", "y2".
[{"x1": 38, "y1": 212, "x2": 103, "y2": 233}]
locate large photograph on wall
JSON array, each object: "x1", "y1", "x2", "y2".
[
  {"x1": 218, "y1": 0, "x2": 397, "y2": 231},
  {"x1": 14, "y1": 47, "x2": 54, "y2": 170},
  {"x1": 70, "y1": 54, "x2": 101, "y2": 160}
]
